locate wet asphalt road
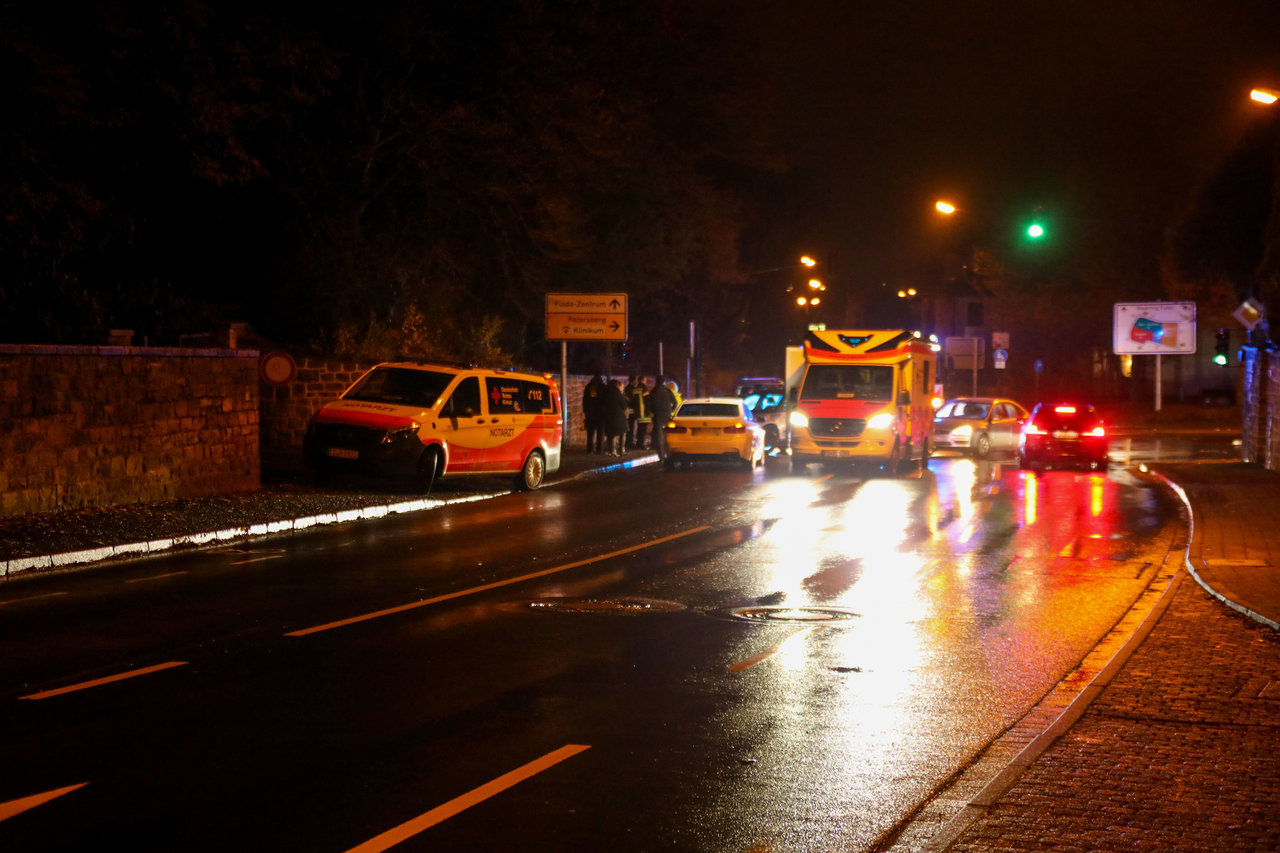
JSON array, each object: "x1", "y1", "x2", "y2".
[{"x1": 0, "y1": 446, "x2": 1192, "y2": 851}]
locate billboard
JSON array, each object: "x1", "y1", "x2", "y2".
[{"x1": 1113, "y1": 302, "x2": 1196, "y2": 355}]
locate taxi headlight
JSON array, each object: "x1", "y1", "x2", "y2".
[
  {"x1": 789, "y1": 411, "x2": 809, "y2": 428},
  {"x1": 866, "y1": 412, "x2": 893, "y2": 430},
  {"x1": 382, "y1": 422, "x2": 421, "y2": 444}
]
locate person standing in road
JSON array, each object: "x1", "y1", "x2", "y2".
[
  {"x1": 583, "y1": 375, "x2": 605, "y2": 453},
  {"x1": 633, "y1": 377, "x2": 652, "y2": 450},
  {"x1": 625, "y1": 376, "x2": 645, "y2": 450},
  {"x1": 603, "y1": 378, "x2": 629, "y2": 456},
  {"x1": 647, "y1": 374, "x2": 677, "y2": 458}
]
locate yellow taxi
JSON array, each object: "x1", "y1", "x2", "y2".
[{"x1": 662, "y1": 397, "x2": 767, "y2": 471}]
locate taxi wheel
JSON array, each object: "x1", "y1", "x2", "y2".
[
  {"x1": 516, "y1": 451, "x2": 545, "y2": 491},
  {"x1": 414, "y1": 448, "x2": 442, "y2": 494}
]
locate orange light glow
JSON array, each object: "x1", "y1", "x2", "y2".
[
  {"x1": 1251, "y1": 88, "x2": 1279, "y2": 105},
  {"x1": 935, "y1": 200, "x2": 957, "y2": 214}
]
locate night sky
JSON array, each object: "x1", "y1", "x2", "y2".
[{"x1": 744, "y1": 0, "x2": 1280, "y2": 290}]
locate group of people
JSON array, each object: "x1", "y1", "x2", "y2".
[{"x1": 581, "y1": 375, "x2": 681, "y2": 456}]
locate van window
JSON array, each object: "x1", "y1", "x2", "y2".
[
  {"x1": 345, "y1": 366, "x2": 453, "y2": 408},
  {"x1": 487, "y1": 378, "x2": 524, "y2": 414},
  {"x1": 801, "y1": 365, "x2": 893, "y2": 402},
  {"x1": 446, "y1": 377, "x2": 482, "y2": 417},
  {"x1": 521, "y1": 380, "x2": 556, "y2": 413}
]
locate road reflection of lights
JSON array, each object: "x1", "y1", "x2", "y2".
[
  {"x1": 1090, "y1": 475, "x2": 1105, "y2": 517},
  {"x1": 1022, "y1": 472, "x2": 1038, "y2": 526},
  {"x1": 839, "y1": 480, "x2": 913, "y2": 559},
  {"x1": 759, "y1": 478, "x2": 833, "y2": 598},
  {"x1": 952, "y1": 460, "x2": 977, "y2": 520}
]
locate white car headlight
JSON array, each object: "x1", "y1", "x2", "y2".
[
  {"x1": 789, "y1": 410, "x2": 809, "y2": 428},
  {"x1": 866, "y1": 412, "x2": 893, "y2": 430},
  {"x1": 951, "y1": 425, "x2": 972, "y2": 438}
]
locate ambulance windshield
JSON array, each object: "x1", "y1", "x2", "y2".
[
  {"x1": 344, "y1": 367, "x2": 454, "y2": 408},
  {"x1": 800, "y1": 365, "x2": 893, "y2": 402}
]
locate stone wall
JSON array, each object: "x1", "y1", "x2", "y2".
[
  {"x1": 0, "y1": 345, "x2": 260, "y2": 516},
  {"x1": 259, "y1": 356, "x2": 371, "y2": 468}
]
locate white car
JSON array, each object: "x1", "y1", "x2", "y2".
[
  {"x1": 662, "y1": 397, "x2": 767, "y2": 470},
  {"x1": 933, "y1": 397, "x2": 1028, "y2": 458}
]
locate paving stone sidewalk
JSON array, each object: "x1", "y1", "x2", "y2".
[{"x1": 938, "y1": 461, "x2": 1280, "y2": 852}]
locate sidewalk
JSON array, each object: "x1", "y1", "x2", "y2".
[
  {"x1": 0, "y1": 448, "x2": 658, "y2": 579},
  {"x1": 903, "y1": 460, "x2": 1280, "y2": 852}
]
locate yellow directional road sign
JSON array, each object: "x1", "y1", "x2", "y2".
[{"x1": 546, "y1": 292, "x2": 628, "y2": 341}]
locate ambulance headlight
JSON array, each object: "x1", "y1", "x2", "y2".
[
  {"x1": 866, "y1": 412, "x2": 894, "y2": 430},
  {"x1": 382, "y1": 422, "x2": 421, "y2": 444},
  {"x1": 789, "y1": 410, "x2": 809, "y2": 428}
]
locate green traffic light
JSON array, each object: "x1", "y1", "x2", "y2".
[
  {"x1": 1213, "y1": 353, "x2": 1228, "y2": 366},
  {"x1": 1026, "y1": 223, "x2": 1045, "y2": 239}
]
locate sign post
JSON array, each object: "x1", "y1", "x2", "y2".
[
  {"x1": 1113, "y1": 302, "x2": 1196, "y2": 412},
  {"x1": 545, "y1": 293, "x2": 628, "y2": 342},
  {"x1": 546, "y1": 293, "x2": 630, "y2": 441}
]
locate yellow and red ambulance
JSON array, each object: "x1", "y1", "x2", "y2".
[
  {"x1": 303, "y1": 362, "x2": 563, "y2": 491},
  {"x1": 784, "y1": 329, "x2": 938, "y2": 473}
]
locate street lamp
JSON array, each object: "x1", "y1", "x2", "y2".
[
  {"x1": 935, "y1": 200, "x2": 957, "y2": 215},
  {"x1": 1251, "y1": 88, "x2": 1279, "y2": 105}
]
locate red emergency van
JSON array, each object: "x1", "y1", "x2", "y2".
[{"x1": 303, "y1": 362, "x2": 563, "y2": 491}]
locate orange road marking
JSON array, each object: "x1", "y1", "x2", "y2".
[
  {"x1": 125, "y1": 571, "x2": 189, "y2": 583},
  {"x1": 286, "y1": 527, "x2": 709, "y2": 637},
  {"x1": 0, "y1": 591, "x2": 70, "y2": 606},
  {"x1": 0, "y1": 783, "x2": 88, "y2": 822},
  {"x1": 344, "y1": 744, "x2": 591, "y2": 852},
  {"x1": 728, "y1": 627, "x2": 818, "y2": 671},
  {"x1": 19, "y1": 661, "x2": 188, "y2": 701}
]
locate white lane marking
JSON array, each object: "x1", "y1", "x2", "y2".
[
  {"x1": 286, "y1": 527, "x2": 710, "y2": 637},
  {"x1": 344, "y1": 744, "x2": 591, "y2": 852},
  {"x1": 0, "y1": 783, "x2": 88, "y2": 823},
  {"x1": 19, "y1": 661, "x2": 188, "y2": 701}
]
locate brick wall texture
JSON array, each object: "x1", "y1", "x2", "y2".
[{"x1": 0, "y1": 345, "x2": 260, "y2": 516}]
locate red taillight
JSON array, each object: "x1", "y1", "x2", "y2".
[
  {"x1": 1053, "y1": 405, "x2": 1077, "y2": 414},
  {"x1": 1025, "y1": 425, "x2": 1047, "y2": 435},
  {"x1": 723, "y1": 423, "x2": 747, "y2": 434},
  {"x1": 1089, "y1": 426, "x2": 1106, "y2": 437},
  {"x1": 667, "y1": 424, "x2": 687, "y2": 434}
]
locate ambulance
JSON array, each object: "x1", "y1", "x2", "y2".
[
  {"x1": 303, "y1": 362, "x2": 563, "y2": 491},
  {"x1": 784, "y1": 329, "x2": 938, "y2": 473}
]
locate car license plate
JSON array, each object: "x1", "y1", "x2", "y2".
[
  {"x1": 327, "y1": 447, "x2": 359, "y2": 460},
  {"x1": 825, "y1": 449, "x2": 852, "y2": 458},
  {"x1": 1052, "y1": 430, "x2": 1079, "y2": 439}
]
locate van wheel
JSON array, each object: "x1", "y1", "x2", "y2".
[
  {"x1": 516, "y1": 450, "x2": 545, "y2": 490},
  {"x1": 414, "y1": 447, "x2": 442, "y2": 494}
]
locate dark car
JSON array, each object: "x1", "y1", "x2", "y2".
[{"x1": 1018, "y1": 403, "x2": 1109, "y2": 472}]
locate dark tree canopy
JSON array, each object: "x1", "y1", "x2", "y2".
[{"x1": 0, "y1": 0, "x2": 785, "y2": 367}]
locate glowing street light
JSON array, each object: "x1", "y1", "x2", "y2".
[
  {"x1": 800, "y1": 255, "x2": 817, "y2": 267},
  {"x1": 935, "y1": 200, "x2": 957, "y2": 215},
  {"x1": 1251, "y1": 88, "x2": 1279, "y2": 105}
]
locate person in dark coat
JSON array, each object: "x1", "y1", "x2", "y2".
[
  {"x1": 603, "y1": 378, "x2": 630, "y2": 455},
  {"x1": 582, "y1": 375, "x2": 605, "y2": 453},
  {"x1": 647, "y1": 374, "x2": 677, "y2": 458}
]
